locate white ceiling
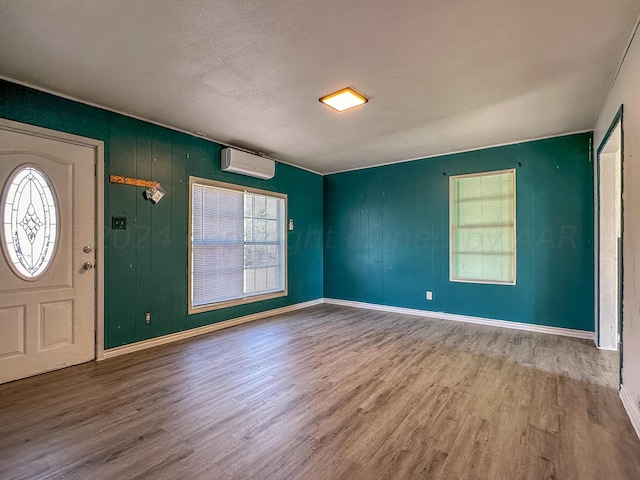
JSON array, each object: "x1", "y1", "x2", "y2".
[{"x1": 0, "y1": 1, "x2": 638, "y2": 174}]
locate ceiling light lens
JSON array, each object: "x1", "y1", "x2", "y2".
[{"x1": 320, "y1": 88, "x2": 368, "y2": 112}]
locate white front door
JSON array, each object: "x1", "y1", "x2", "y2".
[{"x1": 0, "y1": 125, "x2": 96, "y2": 383}]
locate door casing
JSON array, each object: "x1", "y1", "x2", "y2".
[{"x1": 594, "y1": 105, "x2": 624, "y2": 380}]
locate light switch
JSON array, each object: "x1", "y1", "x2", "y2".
[{"x1": 112, "y1": 216, "x2": 126, "y2": 229}]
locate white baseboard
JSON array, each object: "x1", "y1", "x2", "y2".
[
  {"x1": 102, "y1": 299, "x2": 323, "y2": 359},
  {"x1": 103, "y1": 296, "x2": 596, "y2": 359},
  {"x1": 620, "y1": 385, "x2": 640, "y2": 440},
  {"x1": 322, "y1": 298, "x2": 596, "y2": 342}
]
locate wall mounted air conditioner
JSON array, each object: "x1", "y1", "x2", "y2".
[{"x1": 221, "y1": 147, "x2": 275, "y2": 180}]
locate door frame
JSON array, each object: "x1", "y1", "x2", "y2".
[
  {"x1": 594, "y1": 105, "x2": 624, "y2": 372},
  {"x1": 0, "y1": 118, "x2": 105, "y2": 360}
]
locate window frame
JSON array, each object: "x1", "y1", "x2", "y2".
[
  {"x1": 449, "y1": 168, "x2": 516, "y2": 285},
  {"x1": 188, "y1": 176, "x2": 288, "y2": 314}
]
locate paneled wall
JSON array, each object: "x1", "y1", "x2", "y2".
[
  {"x1": 0, "y1": 80, "x2": 324, "y2": 349},
  {"x1": 0, "y1": 78, "x2": 596, "y2": 344},
  {"x1": 324, "y1": 133, "x2": 594, "y2": 331}
]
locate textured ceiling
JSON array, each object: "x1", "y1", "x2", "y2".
[{"x1": 0, "y1": 0, "x2": 638, "y2": 174}]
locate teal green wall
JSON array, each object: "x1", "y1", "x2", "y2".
[
  {"x1": 0, "y1": 80, "x2": 324, "y2": 348},
  {"x1": 0, "y1": 79, "x2": 595, "y2": 339},
  {"x1": 324, "y1": 133, "x2": 594, "y2": 331}
]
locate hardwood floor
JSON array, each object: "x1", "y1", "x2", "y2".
[{"x1": 0, "y1": 304, "x2": 638, "y2": 479}]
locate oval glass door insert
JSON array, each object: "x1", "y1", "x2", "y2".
[{"x1": 2, "y1": 165, "x2": 59, "y2": 279}]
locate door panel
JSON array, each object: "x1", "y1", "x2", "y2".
[
  {"x1": 0, "y1": 305, "x2": 25, "y2": 358},
  {"x1": 0, "y1": 128, "x2": 95, "y2": 383}
]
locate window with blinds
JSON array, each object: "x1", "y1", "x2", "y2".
[
  {"x1": 450, "y1": 169, "x2": 516, "y2": 284},
  {"x1": 189, "y1": 177, "x2": 287, "y2": 313}
]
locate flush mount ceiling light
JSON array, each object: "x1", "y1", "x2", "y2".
[{"x1": 319, "y1": 87, "x2": 368, "y2": 112}]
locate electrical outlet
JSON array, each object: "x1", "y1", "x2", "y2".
[
  {"x1": 145, "y1": 312, "x2": 151, "y2": 324},
  {"x1": 426, "y1": 291, "x2": 433, "y2": 300}
]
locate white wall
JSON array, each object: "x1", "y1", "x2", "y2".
[{"x1": 595, "y1": 21, "x2": 640, "y2": 431}]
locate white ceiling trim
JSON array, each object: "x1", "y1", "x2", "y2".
[
  {"x1": 0, "y1": 75, "x2": 324, "y2": 176},
  {"x1": 323, "y1": 129, "x2": 594, "y2": 176},
  {"x1": 0, "y1": 73, "x2": 600, "y2": 178},
  {"x1": 594, "y1": 12, "x2": 640, "y2": 128}
]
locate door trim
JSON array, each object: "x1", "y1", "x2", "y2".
[
  {"x1": 0, "y1": 118, "x2": 105, "y2": 361},
  {"x1": 594, "y1": 105, "x2": 624, "y2": 378}
]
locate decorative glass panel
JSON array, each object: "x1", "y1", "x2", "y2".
[{"x1": 2, "y1": 165, "x2": 58, "y2": 279}]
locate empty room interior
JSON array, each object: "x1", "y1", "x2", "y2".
[{"x1": 2, "y1": 1, "x2": 640, "y2": 479}]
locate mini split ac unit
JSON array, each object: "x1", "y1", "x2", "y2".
[{"x1": 221, "y1": 147, "x2": 275, "y2": 180}]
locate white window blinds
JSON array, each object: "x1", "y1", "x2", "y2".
[
  {"x1": 450, "y1": 169, "x2": 516, "y2": 284},
  {"x1": 190, "y1": 179, "x2": 286, "y2": 312}
]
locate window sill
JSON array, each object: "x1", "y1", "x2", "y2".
[{"x1": 188, "y1": 289, "x2": 288, "y2": 315}]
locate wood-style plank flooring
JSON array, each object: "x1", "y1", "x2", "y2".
[{"x1": 0, "y1": 304, "x2": 638, "y2": 479}]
